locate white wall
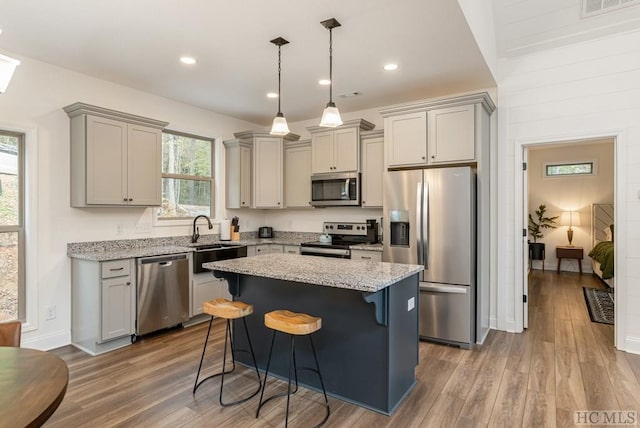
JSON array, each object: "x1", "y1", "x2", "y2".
[
  {"x1": 497, "y1": 30, "x2": 640, "y2": 352},
  {"x1": 0, "y1": 53, "x2": 262, "y2": 349},
  {"x1": 527, "y1": 140, "x2": 614, "y2": 272}
]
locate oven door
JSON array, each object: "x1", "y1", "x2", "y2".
[
  {"x1": 300, "y1": 245, "x2": 351, "y2": 258},
  {"x1": 311, "y1": 173, "x2": 360, "y2": 207}
]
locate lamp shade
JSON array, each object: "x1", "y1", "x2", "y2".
[
  {"x1": 0, "y1": 53, "x2": 20, "y2": 93},
  {"x1": 270, "y1": 113, "x2": 290, "y2": 136},
  {"x1": 560, "y1": 211, "x2": 581, "y2": 227},
  {"x1": 319, "y1": 102, "x2": 343, "y2": 127}
]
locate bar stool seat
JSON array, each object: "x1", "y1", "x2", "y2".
[
  {"x1": 257, "y1": 309, "x2": 330, "y2": 427},
  {"x1": 193, "y1": 298, "x2": 261, "y2": 406},
  {"x1": 264, "y1": 310, "x2": 322, "y2": 335},
  {"x1": 204, "y1": 298, "x2": 253, "y2": 319}
]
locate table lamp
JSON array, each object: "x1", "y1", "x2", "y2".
[{"x1": 560, "y1": 211, "x2": 581, "y2": 246}]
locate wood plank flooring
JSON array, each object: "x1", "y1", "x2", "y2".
[{"x1": 46, "y1": 271, "x2": 640, "y2": 427}]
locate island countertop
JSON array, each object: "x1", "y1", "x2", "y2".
[{"x1": 203, "y1": 253, "x2": 423, "y2": 292}]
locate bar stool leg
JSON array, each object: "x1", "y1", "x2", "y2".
[
  {"x1": 309, "y1": 335, "x2": 330, "y2": 427},
  {"x1": 285, "y1": 335, "x2": 296, "y2": 427},
  {"x1": 256, "y1": 329, "x2": 278, "y2": 418},
  {"x1": 194, "y1": 317, "x2": 261, "y2": 406},
  {"x1": 193, "y1": 316, "x2": 214, "y2": 393}
]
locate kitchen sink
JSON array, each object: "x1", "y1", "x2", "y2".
[{"x1": 192, "y1": 244, "x2": 247, "y2": 273}]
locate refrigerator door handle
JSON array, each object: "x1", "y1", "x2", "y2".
[
  {"x1": 416, "y1": 182, "x2": 424, "y2": 266},
  {"x1": 420, "y1": 283, "x2": 468, "y2": 294},
  {"x1": 423, "y1": 180, "x2": 429, "y2": 270}
]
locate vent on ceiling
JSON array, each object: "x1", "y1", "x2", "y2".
[
  {"x1": 337, "y1": 91, "x2": 360, "y2": 98},
  {"x1": 582, "y1": 0, "x2": 639, "y2": 17}
]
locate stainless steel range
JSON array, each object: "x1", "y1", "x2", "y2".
[{"x1": 301, "y1": 220, "x2": 378, "y2": 258}]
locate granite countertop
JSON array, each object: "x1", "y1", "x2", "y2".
[
  {"x1": 203, "y1": 253, "x2": 423, "y2": 292},
  {"x1": 67, "y1": 232, "x2": 322, "y2": 261}
]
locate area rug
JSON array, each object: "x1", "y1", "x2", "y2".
[{"x1": 583, "y1": 287, "x2": 614, "y2": 325}]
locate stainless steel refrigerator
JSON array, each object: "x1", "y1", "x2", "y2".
[{"x1": 383, "y1": 166, "x2": 475, "y2": 348}]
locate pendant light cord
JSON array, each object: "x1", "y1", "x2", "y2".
[
  {"x1": 277, "y1": 45, "x2": 282, "y2": 115},
  {"x1": 329, "y1": 28, "x2": 333, "y2": 104}
]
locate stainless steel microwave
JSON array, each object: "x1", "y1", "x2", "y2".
[{"x1": 311, "y1": 172, "x2": 360, "y2": 207}]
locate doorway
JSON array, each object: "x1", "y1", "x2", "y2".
[{"x1": 521, "y1": 137, "x2": 616, "y2": 346}]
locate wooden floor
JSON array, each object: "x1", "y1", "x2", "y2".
[{"x1": 46, "y1": 271, "x2": 640, "y2": 427}]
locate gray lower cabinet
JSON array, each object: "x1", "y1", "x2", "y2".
[
  {"x1": 191, "y1": 272, "x2": 231, "y2": 317},
  {"x1": 72, "y1": 258, "x2": 136, "y2": 355},
  {"x1": 255, "y1": 244, "x2": 284, "y2": 255}
]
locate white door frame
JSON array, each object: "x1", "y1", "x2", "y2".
[{"x1": 514, "y1": 130, "x2": 626, "y2": 349}]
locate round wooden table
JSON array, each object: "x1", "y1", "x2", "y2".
[{"x1": 0, "y1": 347, "x2": 69, "y2": 428}]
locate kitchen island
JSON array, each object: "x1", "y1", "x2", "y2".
[{"x1": 204, "y1": 253, "x2": 423, "y2": 415}]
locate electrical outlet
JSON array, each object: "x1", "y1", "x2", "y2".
[
  {"x1": 46, "y1": 305, "x2": 56, "y2": 320},
  {"x1": 134, "y1": 222, "x2": 151, "y2": 234},
  {"x1": 407, "y1": 297, "x2": 415, "y2": 311}
]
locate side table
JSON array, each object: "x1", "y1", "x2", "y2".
[{"x1": 556, "y1": 246, "x2": 583, "y2": 274}]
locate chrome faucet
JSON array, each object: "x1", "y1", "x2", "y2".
[{"x1": 192, "y1": 215, "x2": 213, "y2": 243}]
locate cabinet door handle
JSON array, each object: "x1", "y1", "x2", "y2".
[
  {"x1": 126, "y1": 282, "x2": 131, "y2": 286},
  {"x1": 129, "y1": 198, "x2": 133, "y2": 201},
  {"x1": 431, "y1": 155, "x2": 435, "y2": 159},
  {"x1": 242, "y1": 201, "x2": 245, "y2": 205},
  {"x1": 123, "y1": 198, "x2": 128, "y2": 201},
  {"x1": 421, "y1": 156, "x2": 426, "y2": 160},
  {"x1": 110, "y1": 267, "x2": 124, "y2": 271},
  {"x1": 362, "y1": 201, "x2": 366, "y2": 205},
  {"x1": 361, "y1": 256, "x2": 371, "y2": 260}
]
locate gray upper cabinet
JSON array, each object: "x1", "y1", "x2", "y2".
[
  {"x1": 224, "y1": 139, "x2": 252, "y2": 209},
  {"x1": 232, "y1": 131, "x2": 300, "y2": 210},
  {"x1": 307, "y1": 119, "x2": 375, "y2": 174},
  {"x1": 65, "y1": 103, "x2": 168, "y2": 207},
  {"x1": 360, "y1": 130, "x2": 384, "y2": 208},
  {"x1": 380, "y1": 93, "x2": 495, "y2": 168},
  {"x1": 284, "y1": 139, "x2": 312, "y2": 208}
]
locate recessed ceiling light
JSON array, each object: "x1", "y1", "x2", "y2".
[
  {"x1": 180, "y1": 57, "x2": 197, "y2": 65},
  {"x1": 318, "y1": 79, "x2": 331, "y2": 86},
  {"x1": 267, "y1": 92, "x2": 278, "y2": 98},
  {"x1": 384, "y1": 63, "x2": 399, "y2": 71}
]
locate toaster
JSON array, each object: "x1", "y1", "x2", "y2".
[{"x1": 258, "y1": 226, "x2": 273, "y2": 238}]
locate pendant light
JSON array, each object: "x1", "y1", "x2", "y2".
[
  {"x1": 319, "y1": 18, "x2": 343, "y2": 128},
  {"x1": 269, "y1": 37, "x2": 290, "y2": 136}
]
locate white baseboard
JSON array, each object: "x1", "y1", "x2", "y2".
[
  {"x1": 624, "y1": 336, "x2": 640, "y2": 355},
  {"x1": 21, "y1": 330, "x2": 71, "y2": 351},
  {"x1": 489, "y1": 316, "x2": 497, "y2": 329}
]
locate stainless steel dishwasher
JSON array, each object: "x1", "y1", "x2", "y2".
[{"x1": 136, "y1": 253, "x2": 189, "y2": 336}]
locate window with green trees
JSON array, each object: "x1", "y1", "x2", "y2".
[
  {"x1": 158, "y1": 131, "x2": 214, "y2": 220},
  {"x1": 0, "y1": 131, "x2": 24, "y2": 321}
]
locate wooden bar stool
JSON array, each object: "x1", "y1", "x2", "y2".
[
  {"x1": 193, "y1": 298, "x2": 261, "y2": 406},
  {"x1": 256, "y1": 310, "x2": 330, "y2": 427}
]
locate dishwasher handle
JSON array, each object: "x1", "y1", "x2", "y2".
[{"x1": 138, "y1": 253, "x2": 188, "y2": 265}]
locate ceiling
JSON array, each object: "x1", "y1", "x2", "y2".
[
  {"x1": 0, "y1": 0, "x2": 496, "y2": 126},
  {"x1": 493, "y1": 0, "x2": 640, "y2": 57}
]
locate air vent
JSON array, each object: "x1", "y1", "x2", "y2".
[
  {"x1": 337, "y1": 91, "x2": 360, "y2": 98},
  {"x1": 582, "y1": 0, "x2": 639, "y2": 17}
]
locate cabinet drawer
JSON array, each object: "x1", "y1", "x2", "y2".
[
  {"x1": 101, "y1": 260, "x2": 131, "y2": 279},
  {"x1": 283, "y1": 245, "x2": 300, "y2": 254},
  {"x1": 351, "y1": 250, "x2": 382, "y2": 262}
]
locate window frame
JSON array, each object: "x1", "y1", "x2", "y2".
[
  {"x1": 155, "y1": 129, "x2": 216, "y2": 226},
  {"x1": 544, "y1": 161, "x2": 596, "y2": 177},
  {"x1": 0, "y1": 129, "x2": 25, "y2": 321}
]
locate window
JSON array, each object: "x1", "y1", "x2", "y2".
[
  {"x1": 157, "y1": 131, "x2": 214, "y2": 221},
  {"x1": 545, "y1": 162, "x2": 594, "y2": 177},
  {"x1": 0, "y1": 130, "x2": 24, "y2": 321}
]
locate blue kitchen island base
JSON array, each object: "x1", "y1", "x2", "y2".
[{"x1": 215, "y1": 271, "x2": 419, "y2": 415}]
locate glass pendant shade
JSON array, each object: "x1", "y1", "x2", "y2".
[
  {"x1": 319, "y1": 18, "x2": 342, "y2": 128},
  {"x1": 270, "y1": 112, "x2": 290, "y2": 136},
  {"x1": 319, "y1": 102, "x2": 343, "y2": 127},
  {"x1": 0, "y1": 53, "x2": 20, "y2": 93}
]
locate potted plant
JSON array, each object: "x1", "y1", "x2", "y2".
[{"x1": 528, "y1": 204, "x2": 558, "y2": 260}]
